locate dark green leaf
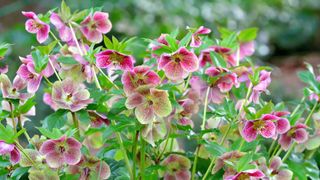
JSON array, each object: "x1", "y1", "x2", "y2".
[
  {"x1": 43, "y1": 109, "x2": 68, "y2": 130},
  {"x1": 204, "y1": 142, "x2": 227, "y2": 157}
]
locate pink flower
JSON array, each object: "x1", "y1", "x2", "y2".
[
  {"x1": 160, "y1": 154, "x2": 191, "y2": 180},
  {"x1": 51, "y1": 79, "x2": 93, "y2": 112},
  {"x1": 229, "y1": 42, "x2": 255, "y2": 66},
  {"x1": 279, "y1": 123, "x2": 308, "y2": 151},
  {"x1": 80, "y1": 12, "x2": 112, "y2": 43},
  {"x1": 121, "y1": 65, "x2": 160, "y2": 95},
  {"x1": 95, "y1": 49, "x2": 134, "y2": 70},
  {"x1": 22, "y1": 11, "x2": 50, "y2": 43},
  {"x1": 159, "y1": 47, "x2": 198, "y2": 81},
  {"x1": 206, "y1": 67, "x2": 239, "y2": 92},
  {"x1": 241, "y1": 114, "x2": 279, "y2": 142},
  {"x1": 88, "y1": 111, "x2": 110, "y2": 127},
  {"x1": 256, "y1": 156, "x2": 293, "y2": 180},
  {"x1": 190, "y1": 26, "x2": 211, "y2": 47},
  {"x1": 309, "y1": 93, "x2": 319, "y2": 102},
  {"x1": 199, "y1": 46, "x2": 236, "y2": 67},
  {"x1": 213, "y1": 151, "x2": 244, "y2": 174},
  {"x1": 151, "y1": 34, "x2": 170, "y2": 51},
  {"x1": 125, "y1": 88, "x2": 172, "y2": 124},
  {"x1": 50, "y1": 13, "x2": 72, "y2": 42},
  {"x1": 225, "y1": 169, "x2": 265, "y2": 180},
  {"x1": 272, "y1": 111, "x2": 290, "y2": 136},
  {"x1": 40, "y1": 135, "x2": 82, "y2": 168},
  {"x1": 43, "y1": 92, "x2": 58, "y2": 110},
  {"x1": 0, "y1": 65, "x2": 8, "y2": 74},
  {"x1": 0, "y1": 74, "x2": 30, "y2": 100},
  {"x1": 17, "y1": 55, "x2": 55, "y2": 93},
  {"x1": 141, "y1": 118, "x2": 167, "y2": 146},
  {"x1": 67, "y1": 155, "x2": 111, "y2": 180},
  {"x1": 0, "y1": 141, "x2": 20, "y2": 164},
  {"x1": 249, "y1": 70, "x2": 271, "y2": 104}
]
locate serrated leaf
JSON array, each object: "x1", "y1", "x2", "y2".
[
  {"x1": 256, "y1": 101, "x2": 274, "y2": 118},
  {"x1": 236, "y1": 152, "x2": 253, "y2": 172},
  {"x1": 35, "y1": 41, "x2": 57, "y2": 55},
  {"x1": 31, "y1": 50, "x2": 49, "y2": 73},
  {"x1": 18, "y1": 97, "x2": 36, "y2": 115},
  {"x1": 204, "y1": 142, "x2": 227, "y2": 157},
  {"x1": 43, "y1": 109, "x2": 68, "y2": 130},
  {"x1": 37, "y1": 127, "x2": 62, "y2": 139},
  {"x1": 60, "y1": 0, "x2": 71, "y2": 21},
  {"x1": 210, "y1": 51, "x2": 227, "y2": 68},
  {"x1": 165, "y1": 35, "x2": 178, "y2": 51},
  {"x1": 77, "y1": 110, "x2": 90, "y2": 124},
  {"x1": 104, "y1": 36, "x2": 114, "y2": 49}
]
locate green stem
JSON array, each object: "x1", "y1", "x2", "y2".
[
  {"x1": 49, "y1": 31, "x2": 63, "y2": 47},
  {"x1": 43, "y1": 76, "x2": 53, "y2": 86},
  {"x1": 112, "y1": 120, "x2": 133, "y2": 179},
  {"x1": 282, "y1": 142, "x2": 295, "y2": 162},
  {"x1": 156, "y1": 128, "x2": 171, "y2": 163},
  {"x1": 71, "y1": 112, "x2": 80, "y2": 139},
  {"x1": 48, "y1": 58, "x2": 61, "y2": 81},
  {"x1": 132, "y1": 131, "x2": 139, "y2": 179},
  {"x1": 200, "y1": 87, "x2": 211, "y2": 130},
  {"x1": 268, "y1": 140, "x2": 277, "y2": 156},
  {"x1": 140, "y1": 137, "x2": 146, "y2": 180},
  {"x1": 15, "y1": 141, "x2": 35, "y2": 165},
  {"x1": 191, "y1": 145, "x2": 200, "y2": 180},
  {"x1": 92, "y1": 66, "x2": 102, "y2": 90},
  {"x1": 17, "y1": 116, "x2": 30, "y2": 141},
  {"x1": 97, "y1": 66, "x2": 120, "y2": 90},
  {"x1": 9, "y1": 102, "x2": 16, "y2": 133},
  {"x1": 68, "y1": 23, "x2": 84, "y2": 56}
]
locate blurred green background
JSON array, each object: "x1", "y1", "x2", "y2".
[{"x1": 0, "y1": 0, "x2": 320, "y2": 126}]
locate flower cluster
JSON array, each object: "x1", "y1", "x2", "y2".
[{"x1": 0, "y1": 1, "x2": 319, "y2": 180}]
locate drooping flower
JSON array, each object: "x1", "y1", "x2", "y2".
[
  {"x1": 122, "y1": 65, "x2": 160, "y2": 95},
  {"x1": 229, "y1": 42, "x2": 255, "y2": 66},
  {"x1": 198, "y1": 46, "x2": 236, "y2": 67},
  {"x1": 213, "y1": 151, "x2": 244, "y2": 175},
  {"x1": 159, "y1": 47, "x2": 198, "y2": 81},
  {"x1": 175, "y1": 98, "x2": 199, "y2": 128},
  {"x1": 241, "y1": 114, "x2": 279, "y2": 142},
  {"x1": 80, "y1": 12, "x2": 112, "y2": 43},
  {"x1": 190, "y1": 26, "x2": 211, "y2": 47},
  {"x1": 160, "y1": 154, "x2": 191, "y2": 180},
  {"x1": 151, "y1": 34, "x2": 170, "y2": 51},
  {"x1": 225, "y1": 169, "x2": 265, "y2": 180},
  {"x1": 39, "y1": 135, "x2": 82, "y2": 168},
  {"x1": 190, "y1": 67, "x2": 239, "y2": 104},
  {"x1": 95, "y1": 49, "x2": 134, "y2": 70},
  {"x1": 17, "y1": 55, "x2": 55, "y2": 93},
  {"x1": 0, "y1": 74, "x2": 30, "y2": 100},
  {"x1": 141, "y1": 118, "x2": 167, "y2": 146},
  {"x1": 256, "y1": 156, "x2": 293, "y2": 180},
  {"x1": 0, "y1": 141, "x2": 20, "y2": 164},
  {"x1": 67, "y1": 155, "x2": 111, "y2": 180},
  {"x1": 22, "y1": 11, "x2": 50, "y2": 43},
  {"x1": 272, "y1": 111, "x2": 291, "y2": 136},
  {"x1": 50, "y1": 12, "x2": 72, "y2": 42},
  {"x1": 51, "y1": 78, "x2": 93, "y2": 112},
  {"x1": 88, "y1": 111, "x2": 110, "y2": 127},
  {"x1": 125, "y1": 88, "x2": 172, "y2": 124},
  {"x1": 249, "y1": 70, "x2": 272, "y2": 104},
  {"x1": 279, "y1": 123, "x2": 308, "y2": 151}
]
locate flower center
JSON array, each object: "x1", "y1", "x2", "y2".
[
  {"x1": 238, "y1": 173, "x2": 250, "y2": 180},
  {"x1": 172, "y1": 54, "x2": 182, "y2": 63},
  {"x1": 253, "y1": 120, "x2": 265, "y2": 130},
  {"x1": 58, "y1": 145, "x2": 65, "y2": 153},
  {"x1": 110, "y1": 53, "x2": 124, "y2": 63}
]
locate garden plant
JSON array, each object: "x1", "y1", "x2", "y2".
[{"x1": 0, "y1": 1, "x2": 319, "y2": 179}]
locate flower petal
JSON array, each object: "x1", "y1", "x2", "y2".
[
  {"x1": 10, "y1": 148, "x2": 21, "y2": 164},
  {"x1": 276, "y1": 118, "x2": 290, "y2": 134},
  {"x1": 135, "y1": 104, "x2": 154, "y2": 124},
  {"x1": 178, "y1": 47, "x2": 198, "y2": 72},
  {"x1": 46, "y1": 151, "x2": 64, "y2": 168},
  {"x1": 279, "y1": 134, "x2": 292, "y2": 151},
  {"x1": 151, "y1": 89, "x2": 172, "y2": 117},
  {"x1": 0, "y1": 141, "x2": 14, "y2": 154},
  {"x1": 93, "y1": 12, "x2": 112, "y2": 33},
  {"x1": 241, "y1": 121, "x2": 257, "y2": 142},
  {"x1": 64, "y1": 148, "x2": 81, "y2": 165},
  {"x1": 260, "y1": 120, "x2": 276, "y2": 138},
  {"x1": 163, "y1": 61, "x2": 187, "y2": 81},
  {"x1": 39, "y1": 140, "x2": 57, "y2": 155},
  {"x1": 125, "y1": 93, "x2": 145, "y2": 109},
  {"x1": 293, "y1": 128, "x2": 308, "y2": 143},
  {"x1": 36, "y1": 24, "x2": 50, "y2": 43}
]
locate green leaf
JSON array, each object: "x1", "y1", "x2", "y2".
[
  {"x1": 17, "y1": 97, "x2": 36, "y2": 115},
  {"x1": 238, "y1": 28, "x2": 258, "y2": 42},
  {"x1": 11, "y1": 167, "x2": 28, "y2": 179},
  {"x1": 0, "y1": 124, "x2": 15, "y2": 143},
  {"x1": 210, "y1": 51, "x2": 227, "y2": 68},
  {"x1": 114, "y1": 150, "x2": 124, "y2": 161},
  {"x1": 220, "y1": 32, "x2": 237, "y2": 48},
  {"x1": 71, "y1": 9, "x2": 89, "y2": 22},
  {"x1": 12, "y1": 128, "x2": 26, "y2": 140},
  {"x1": 165, "y1": 35, "x2": 178, "y2": 51},
  {"x1": 0, "y1": 43, "x2": 11, "y2": 57},
  {"x1": 204, "y1": 142, "x2": 227, "y2": 157},
  {"x1": 112, "y1": 36, "x2": 120, "y2": 50},
  {"x1": 179, "y1": 32, "x2": 192, "y2": 47},
  {"x1": 170, "y1": 28, "x2": 179, "y2": 38},
  {"x1": 256, "y1": 101, "x2": 274, "y2": 118},
  {"x1": 43, "y1": 109, "x2": 68, "y2": 130},
  {"x1": 298, "y1": 71, "x2": 319, "y2": 93},
  {"x1": 218, "y1": 27, "x2": 233, "y2": 39},
  {"x1": 60, "y1": 0, "x2": 71, "y2": 21},
  {"x1": 77, "y1": 110, "x2": 90, "y2": 124},
  {"x1": 37, "y1": 127, "x2": 62, "y2": 139},
  {"x1": 57, "y1": 56, "x2": 78, "y2": 65},
  {"x1": 236, "y1": 152, "x2": 253, "y2": 172},
  {"x1": 31, "y1": 50, "x2": 49, "y2": 73},
  {"x1": 305, "y1": 136, "x2": 320, "y2": 150},
  {"x1": 104, "y1": 36, "x2": 114, "y2": 49},
  {"x1": 35, "y1": 40, "x2": 57, "y2": 55}
]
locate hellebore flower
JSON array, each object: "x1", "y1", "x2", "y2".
[
  {"x1": 229, "y1": 42, "x2": 255, "y2": 65},
  {"x1": 141, "y1": 118, "x2": 167, "y2": 146},
  {"x1": 22, "y1": 11, "x2": 50, "y2": 43},
  {"x1": 95, "y1": 49, "x2": 134, "y2": 70},
  {"x1": 249, "y1": 70, "x2": 272, "y2": 104},
  {"x1": 241, "y1": 114, "x2": 279, "y2": 142},
  {"x1": 279, "y1": 123, "x2": 308, "y2": 151},
  {"x1": 125, "y1": 88, "x2": 172, "y2": 124},
  {"x1": 39, "y1": 135, "x2": 82, "y2": 168},
  {"x1": 159, "y1": 47, "x2": 198, "y2": 81},
  {"x1": 256, "y1": 156, "x2": 293, "y2": 180},
  {"x1": 225, "y1": 169, "x2": 265, "y2": 180},
  {"x1": 206, "y1": 67, "x2": 239, "y2": 93},
  {"x1": 80, "y1": 12, "x2": 112, "y2": 43},
  {"x1": 190, "y1": 26, "x2": 211, "y2": 47},
  {"x1": 51, "y1": 79, "x2": 93, "y2": 112},
  {"x1": 88, "y1": 111, "x2": 110, "y2": 127},
  {"x1": 213, "y1": 151, "x2": 244, "y2": 174},
  {"x1": 68, "y1": 156, "x2": 111, "y2": 180},
  {"x1": 0, "y1": 74, "x2": 30, "y2": 100},
  {"x1": 50, "y1": 13, "x2": 72, "y2": 42},
  {"x1": 272, "y1": 111, "x2": 290, "y2": 136},
  {"x1": 199, "y1": 46, "x2": 236, "y2": 67},
  {"x1": 174, "y1": 98, "x2": 199, "y2": 128},
  {"x1": 0, "y1": 141, "x2": 20, "y2": 164},
  {"x1": 160, "y1": 154, "x2": 191, "y2": 180},
  {"x1": 121, "y1": 65, "x2": 160, "y2": 95},
  {"x1": 17, "y1": 55, "x2": 55, "y2": 93},
  {"x1": 151, "y1": 34, "x2": 170, "y2": 51}
]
